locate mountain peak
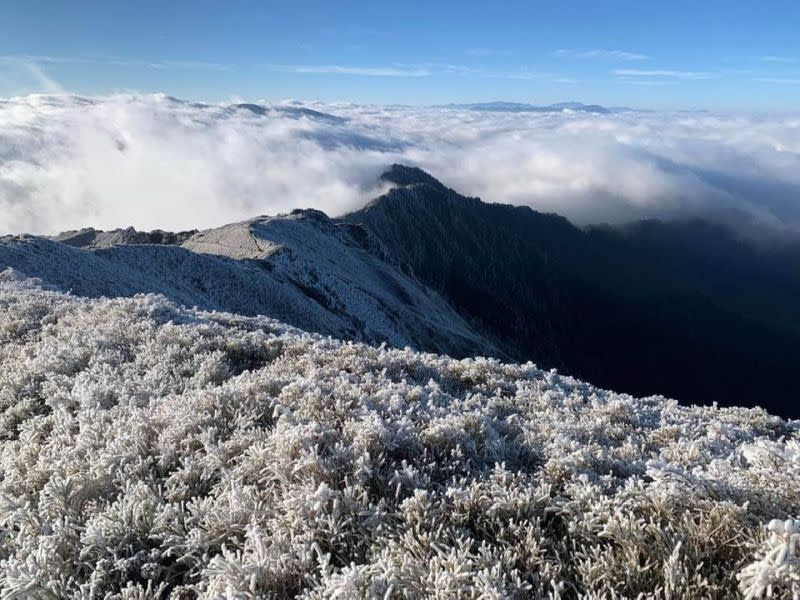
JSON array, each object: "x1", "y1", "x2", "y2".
[{"x1": 379, "y1": 164, "x2": 446, "y2": 191}]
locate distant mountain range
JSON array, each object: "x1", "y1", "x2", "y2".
[
  {"x1": 3, "y1": 165, "x2": 800, "y2": 415},
  {"x1": 228, "y1": 102, "x2": 348, "y2": 123},
  {"x1": 442, "y1": 101, "x2": 627, "y2": 114}
]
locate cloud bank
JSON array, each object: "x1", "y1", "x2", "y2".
[{"x1": 2, "y1": 93, "x2": 800, "y2": 237}]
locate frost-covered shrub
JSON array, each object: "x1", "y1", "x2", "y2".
[
  {"x1": 0, "y1": 274, "x2": 798, "y2": 598},
  {"x1": 738, "y1": 518, "x2": 800, "y2": 599}
]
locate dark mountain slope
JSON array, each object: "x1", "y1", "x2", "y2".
[{"x1": 346, "y1": 165, "x2": 800, "y2": 415}]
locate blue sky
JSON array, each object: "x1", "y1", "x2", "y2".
[{"x1": 2, "y1": 0, "x2": 800, "y2": 109}]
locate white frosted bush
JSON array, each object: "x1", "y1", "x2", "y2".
[
  {"x1": 0, "y1": 274, "x2": 798, "y2": 598},
  {"x1": 738, "y1": 518, "x2": 800, "y2": 599}
]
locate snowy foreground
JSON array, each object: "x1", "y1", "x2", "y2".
[{"x1": 1, "y1": 273, "x2": 799, "y2": 599}]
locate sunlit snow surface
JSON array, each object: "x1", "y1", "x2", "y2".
[
  {"x1": 0, "y1": 211, "x2": 496, "y2": 359},
  {"x1": 0, "y1": 271, "x2": 796, "y2": 598}
]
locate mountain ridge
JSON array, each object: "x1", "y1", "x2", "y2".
[
  {"x1": 4, "y1": 164, "x2": 800, "y2": 414},
  {"x1": 345, "y1": 166, "x2": 800, "y2": 415},
  {"x1": 0, "y1": 208, "x2": 498, "y2": 359}
]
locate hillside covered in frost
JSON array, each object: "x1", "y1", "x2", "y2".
[
  {"x1": 0, "y1": 207, "x2": 495, "y2": 360},
  {"x1": 1, "y1": 271, "x2": 799, "y2": 598},
  {"x1": 5, "y1": 163, "x2": 800, "y2": 413}
]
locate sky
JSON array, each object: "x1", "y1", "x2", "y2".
[{"x1": 2, "y1": 0, "x2": 800, "y2": 109}]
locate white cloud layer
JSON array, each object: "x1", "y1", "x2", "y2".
[{"x1": 3, "y1": 93, "x2": 800, "y2": 237}]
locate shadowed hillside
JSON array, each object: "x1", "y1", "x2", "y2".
[{"x1": 346, "y1": 165, "x2": 800, "y2": 415}]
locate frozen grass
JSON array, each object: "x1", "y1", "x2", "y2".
[{"x1": 0, "y1": 271, "x2": 797, "y2": 598}]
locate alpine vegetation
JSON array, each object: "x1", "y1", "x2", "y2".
[{"x1": 0, "y1": 270, "x2": 798, "y2": 598}]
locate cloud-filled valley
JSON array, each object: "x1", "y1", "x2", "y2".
[{"x1": 3, "y1": 93, "x2": 800, "y2": 236}]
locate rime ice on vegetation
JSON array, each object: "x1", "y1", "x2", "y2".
[{"x1": 0, "y1": 270, "x2": 798, "y2": 598}]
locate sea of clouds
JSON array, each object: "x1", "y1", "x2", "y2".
[{"x1": 2, "y1": 93, "x2": 800, "y2": 236}]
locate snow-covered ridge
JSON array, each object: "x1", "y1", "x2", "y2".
[
  {"x1": 0, "y1": 207, "x2": 496, "y2": 359},
  {"x1": 0, "y1": 273, "x2": 797, "y2": 597},
  {"x1": 55, "y1": 226, "x2": 197, "y2": 248}
]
